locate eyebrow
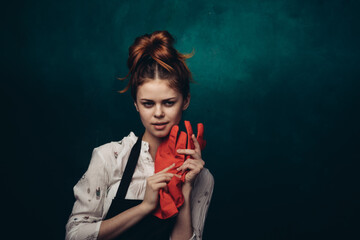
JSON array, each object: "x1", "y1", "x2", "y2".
[{"x1": 140, "y1": 97, "x2": 177, "y2": 101}]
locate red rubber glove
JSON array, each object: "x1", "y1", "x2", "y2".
[
  {"x1": 153, "y1": 125, "x2": 187, "y2": 219},
  {"x1": 184, "y1": 120, "x2": 206, "y2": 154},
  {"x1": 153, "y1": 121, "x2": 206, "y2": 219},
  {"x1": 182, "y1": 121, "x2": 206, "y2": 182}
]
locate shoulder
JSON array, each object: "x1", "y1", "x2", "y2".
[{"x1": 93, "y1": 131, "x2": 139, "y2": 164}]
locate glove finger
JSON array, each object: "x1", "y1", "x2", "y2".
[
  {"x1": 184, "y1": 120, "x2": 194, "y2": 150},
  {"x1": 196, "y1": 123, "x2": 204, "y2": 140},
  {"x1": 196, "y1": 123, "x2": 206, "y2": 150},
  {"x1": 201, "y1": 140, "x2": 207, "y2": 150},
  {"x1": 168, "y1": 125, "x2": 179, "y2": 151},
  {"x1": 176, "y1": 131, "x2": 187, "y2": 152}
]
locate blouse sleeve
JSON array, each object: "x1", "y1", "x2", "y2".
[
  {"x1": 190, "y1": 168, "x2": 215, "y2": 240},
  {"x1": 170, "y1": 169, "x2": 214, "y2": 240},
  {"x1": 65, "y1": 147, "x2": 109, "y2": 240}
]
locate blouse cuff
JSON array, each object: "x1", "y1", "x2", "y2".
[{"x1": 188, "y1": 232, "x2": 196, "y2": 240}]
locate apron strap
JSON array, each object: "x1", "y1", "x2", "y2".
[{"x1": 116, "y1": 132, "x2": 144, "y2": 199}]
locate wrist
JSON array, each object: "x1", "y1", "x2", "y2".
[
  {"x1": 182, "y1": 182, "x2": 193, "y2": 197},
  {"x1": 138, "y1": 202, "x2": 155, "y2": 214}
]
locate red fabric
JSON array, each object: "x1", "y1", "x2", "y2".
[
  {"x1": 153, "y1": 121, "x2": 206, "y2": 219},
  {"x1": 182, "y1": 121, "x2": 206, "y2": 181},
  {"x1": 153, "y1": 125, "x2": 186, "y2": 219}
]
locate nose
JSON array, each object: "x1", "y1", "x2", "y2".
[{"x1": 154, "y1": 104, "x2": 164, "y2": 118}]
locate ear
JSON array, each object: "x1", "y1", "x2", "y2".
[
  {"x1": 134, "y1": 101, "x2": 139, "y2": 112},
  {"x1": 182, "y1": 93, "x2": 191, "y2": 111}
]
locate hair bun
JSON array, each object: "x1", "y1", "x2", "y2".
[
  {"x1": 148, "y1": 30, "x2": 175, "y2": 50},
  {"x1": 119, "y1": 30, "x2": 193, "y2": 98},
  {"x1": 128, "y1": 30, "x2": 178, "y2": 73}
]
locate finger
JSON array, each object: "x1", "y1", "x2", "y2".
[
  {"x1": 176, "y1": 149, "x2": 196, "y2": 155},
  {"x1": 184, "y1": 171, "x2": 200, "y2": 182},
  {"x1": 152, "y1": 172, "x2": 174, "y2": 179},
  {"x1": 176, "y1": 149, "x2": 200, "y2": 159},
  {"x1": 192, "y1": 134, "x2": 201, "y2": 152},
  {"x1": 182, "y1": 158, "x2": 205, "y2": 168},
  {"x1": 150, "y1": 174, "x2": 173, "y2": 183},
  {"x1": 182, "y1": 158, "x2": 205, "y2": 166},
  {"x1": 158, "y1": 163, "x2": 176, "y2": 173},
  {"x1": 151, "y1": 173, "x2": 175, "y2": 182},
  {"x1": 156, "y1": 172, "x2": 181, "y2": 178},
  {"x1": 179, "y1": 163, "x2": 202, "y2": 175},
  {"x1": 152, "y1": 182, "x2": 168, "y2": 191},
  {"x1": 177, "y1": 159, "x2": 204, "y2": 172}
]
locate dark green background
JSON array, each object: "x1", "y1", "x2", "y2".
[{"x1": 3, "y1": 0, "x2": 360, "y2": 239}]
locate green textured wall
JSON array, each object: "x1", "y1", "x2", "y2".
[{"x1": 3, "y1": 0, "x2": 360, "y2": 239}]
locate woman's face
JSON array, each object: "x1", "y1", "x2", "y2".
[{"x1": 135, "y1": 78, "x2": 190, "y2": 140}]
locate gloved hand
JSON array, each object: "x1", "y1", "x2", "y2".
[{"x1": 153, "y1": 125, "x2": 187, "y2": 219}]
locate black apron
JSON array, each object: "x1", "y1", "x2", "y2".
[{"x1": 105, "y1": 133, "x2": 176, "y2": 240}]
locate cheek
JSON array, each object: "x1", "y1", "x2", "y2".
[
  {"x1": 138, "y1": 109, "x2": 151, "y2": 122},
  {"x1": 169, "y1": 107, "x2": 183, "y2": 122}
]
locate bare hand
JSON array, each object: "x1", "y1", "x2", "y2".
[
  {"x1": 176, "y1": 134, "x2": 205, "y2": 185},
  {"x1": 140, "y1": 163, "x2": 180, "y2": 212}
]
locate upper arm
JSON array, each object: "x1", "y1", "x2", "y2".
[
  {"x1": 190, "y1": 168, "x2": 214, "y2": 240},
  {"x1": 66, "y1": 148, "x2": 109, "y2": 240}
]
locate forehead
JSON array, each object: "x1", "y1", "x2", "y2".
[{"x1": 137, "y1": 79, "x2": 181, "y2": 100}]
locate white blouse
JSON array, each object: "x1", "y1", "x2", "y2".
[{"x1": 65, "y1": 132, "x2": 214, "y2": 240}]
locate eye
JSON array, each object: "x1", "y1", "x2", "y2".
[
  {"x1": 164, "y1": 101, "x2": 175, "y2": 107},
  {"x1": 142, "y1": 102, "x2": 154, "y2": 108}
]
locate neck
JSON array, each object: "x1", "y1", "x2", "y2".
[{"x1": 142, "y1": 130, "x2": 163, "y2": 160}]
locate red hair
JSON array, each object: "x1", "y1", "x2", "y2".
[{"x1": 118, "y1": 30, "x2": 194, "y2": 101}]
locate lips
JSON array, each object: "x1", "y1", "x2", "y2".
[
  {"x1": 152, "y1": 122, "x2": 169, "y2": 125},
  {"x1": 152, "y1": 122, "x2": 169, "y2": 130}
]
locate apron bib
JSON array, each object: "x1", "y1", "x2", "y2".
[{"x1": 105, "y1": 133, "x2": 176, "y2": 240}]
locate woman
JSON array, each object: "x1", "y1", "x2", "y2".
[{"x1": 66, "y1": 30, "x2": 214, "y2": 240}]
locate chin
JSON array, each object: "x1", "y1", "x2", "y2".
[
  {"x1": 155, "y1": 131, "x2": 170, "y2": 138},
  {"x1": 151, "y1": 128, "x2": 171, "y2": 138}
]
